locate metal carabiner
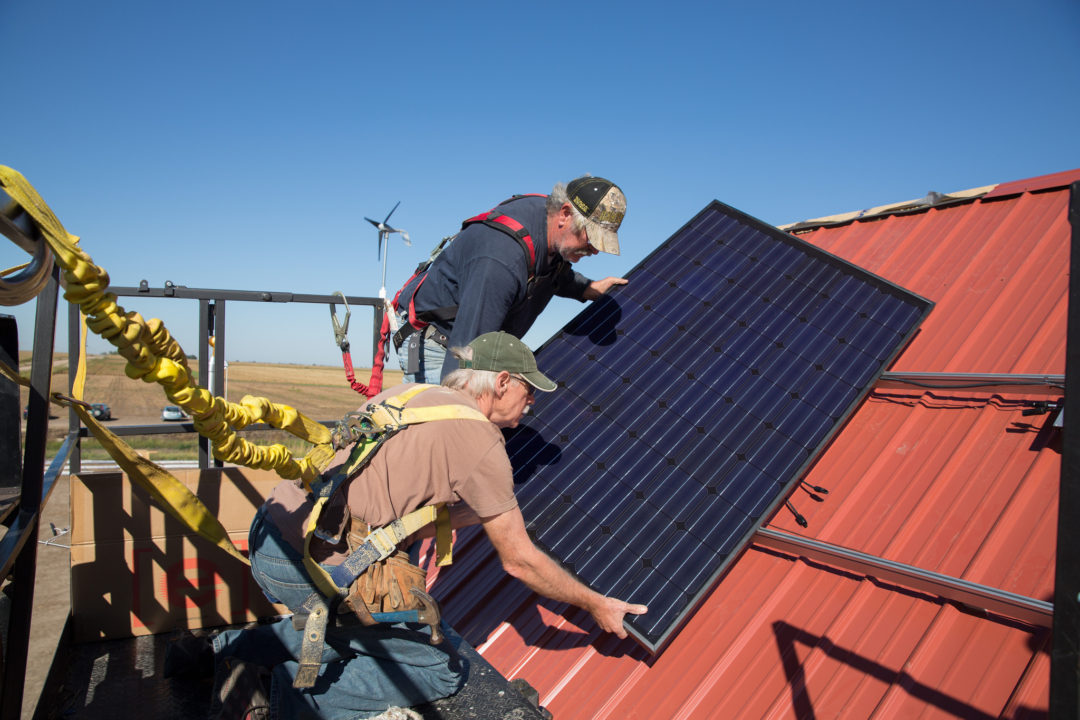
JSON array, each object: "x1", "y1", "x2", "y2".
[
  {"x1": 329, "y1": 291, "x2": 351, "y2": 351},
  {"x1": 330, "y1": 409, "x2": 381, "y2": 450}
]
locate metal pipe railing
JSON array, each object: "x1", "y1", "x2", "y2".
[
  {"x1": 67, "y1": 285, "x2": 385, "y2": 475},
  {"x1": 0, "y1": 264, "x2": 59, "y2": 719}
]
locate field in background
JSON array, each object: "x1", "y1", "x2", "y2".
[{"x1": 18, "y1": 352, "x2": 404, "y2": 459}]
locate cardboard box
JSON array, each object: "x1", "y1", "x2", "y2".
[{"x1": 70, "y1": 466, "x2": 288, "y2": 642}]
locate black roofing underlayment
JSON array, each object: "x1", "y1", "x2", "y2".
[{"x1": 504, "y1": 200, "x2": 933, "y2": 653}]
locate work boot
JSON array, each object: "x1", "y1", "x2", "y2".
[
  {"x1": 162, "y1": 630, "x2": 214, "y2": 680},
  {"x1": 510, "y1": 678, "x2": 553, "y2": 719},
  {"x1": 209, "y1": 658, "x2": 270, "y2": 720}
]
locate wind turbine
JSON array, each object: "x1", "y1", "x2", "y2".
[{"x1": 364, "y1": 201, "x2": 411, "y2": 305}]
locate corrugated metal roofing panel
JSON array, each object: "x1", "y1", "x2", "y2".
[
  {"x1": 429, "y1": 169, "x2": 1069, "y2": 718},
  {"x1": 983, "y1": 167, "x2": 1080, "y2": 198},
  {"x1": 795, "y1": 187, "x2": 1070, "y2": 374}
]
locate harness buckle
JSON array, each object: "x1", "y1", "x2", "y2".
[
  {"x1": 365, "y1": 524, "x2": 403, "y2": 560},
  {"x1": 330, "y1": 410, "x2": 379, "y2": 450}
]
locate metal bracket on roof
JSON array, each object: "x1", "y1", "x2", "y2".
[
  {"x1": 753, "y1": 528, "x2": 1052, "y2": 628},
  {"x1": 876, "y1": 372, "x2": 1065, "y2": 396}
]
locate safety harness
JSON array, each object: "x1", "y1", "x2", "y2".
[
  {"x1": 393, "y1": 194, "x2": 546, "y2": 347},
  {"x1": 326, "y1": 195, "x2": 546, "y2": 398},
  {"x1": 291, "y1": 383, "x2": 489, "y2": 688}
]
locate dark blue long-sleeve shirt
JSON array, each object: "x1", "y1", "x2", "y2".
[{"x1": 397, "y1": 196, "x2": 592, "y2": 377}]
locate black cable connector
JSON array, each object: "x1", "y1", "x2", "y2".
[
  {"x1": 799, "y1": 481, "x2": 829, "y2": 502},
  {"x1": 1021, "y1": 401, "x2": 1061, "y2": 416},
  {"x1": 785, "y1": 500, "x2": 808, "y2": 528}
]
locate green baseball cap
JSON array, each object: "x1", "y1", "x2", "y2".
[{"x1": 462, "y1": 332, "x2": 557, "y2": 392}]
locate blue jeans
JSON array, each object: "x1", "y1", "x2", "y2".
[
  {"x1": 396, "y1": 310, "x2": 448, "y2": 384},
  {"x1": 213, "y1": 506, "x2": 467, "y2": 719}
]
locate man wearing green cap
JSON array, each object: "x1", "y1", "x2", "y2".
[
  {"x1": 392, "y1": 176, "x2": 629, "y2": 382},
  {"x1": 210, "y1": 332, "x2": 647, "y2": 718}
]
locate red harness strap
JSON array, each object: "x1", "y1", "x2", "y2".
[
  {"x1": 458, "y1": 211, "x2": 537, "y2": 280},
  {"x1": 340, "y1": 312, "x2": 389, "y2": 398},
  {"x1": 341, "y1": 194, "x2": 548, "y2": 391},
  {"x1": 395, "y1": 194, "x2": 547, "y2": 335}
]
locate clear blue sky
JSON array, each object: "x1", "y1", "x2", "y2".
[{"x1": 4, "y1": 1, "x2": 1078, "y2": 370}]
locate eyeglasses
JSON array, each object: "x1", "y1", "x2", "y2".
[
  {"x1": 582, "y1": 229, "x2": 599, "y2": 255},
  {"x1": 509, "y1": 374, "x2": 535, "y2": 397}
]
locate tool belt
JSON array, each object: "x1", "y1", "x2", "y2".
[
  {"x1": 392, "y1": 320, "x2": 450, "y2": 352},
  {"x1": 293, "y1": 514, "x2": 440, "y2": 689},
  {"x1": 344, "y1": 515, "x2": 427, "y2": 615},
  {"x1": 394, "y1": 321, "x2": 451, "y2": 375}
]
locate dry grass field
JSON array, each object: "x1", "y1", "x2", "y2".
[{"x1": 17, "y1": 351, "x2": 404, "y2": 432}]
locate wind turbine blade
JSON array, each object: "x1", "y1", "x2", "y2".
[
  {"x1": 383, "y1": 201, "x2": 401, "y2": 224},
  {"x1": 364, "y1": 217, "x2": 381, "y2": 228}
]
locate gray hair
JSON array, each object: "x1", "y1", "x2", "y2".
[
  {"x1": 441, "y1": 345, "x2": 498, "y2": 397},
  {"x1": 547, "y1": 181, "x2": 588, "y2": 234}
]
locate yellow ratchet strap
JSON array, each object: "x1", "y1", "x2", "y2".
[
  {"x1": 0, "y1": 358, "x2": 25, "y2": 388},
  {"x1": 71, "y1": 402, "x2": 249, "y2": 564},
  {"x1": 0, "y1": 334, "x2": 247, "y2": 564},
  {"x1": 66, "y1": 309, "x2": 248, "y2": 564},
  {"x1": 71, "y1": 309, "x2": 88, "y2": 399},
  {"x1": 301, "y1": 386, "x2": 487, "y2": 599},
  {"x1": 0, "y1": 165, "x2": 335, "y2": 488}
]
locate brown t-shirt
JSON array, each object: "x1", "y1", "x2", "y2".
[{"x1": 266, "y1": 384, "x2": 517, "y2": 563}]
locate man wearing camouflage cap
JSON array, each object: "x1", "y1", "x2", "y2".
[{"x1": 392, "y1": 176, "x2": 628, "y2": 381}]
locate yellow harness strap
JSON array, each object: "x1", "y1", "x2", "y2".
[
  {"x1": 0, "y1": 165, "x2": 336, "y2": 488},
  {"x1": 74, "y1": 403, "x2": 250, "y2": 564},
  {"x1": 0, "y1": 358, "x2": 27, "y2": 388},
  {"x1": 0, "y1": 320, "x2": 249, "y2": 565},
  {"x1": 301, "y1": 385, "x2": 488, "y2": 599},
  {"x1": 72, "y1": 314, "x2": 250, "y2": 564},
  {"x1": 0, "y1": 166, "x2": 346, "y2": 567}
]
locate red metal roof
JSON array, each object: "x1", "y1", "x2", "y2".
[{"x1": 430, "y1": 168, "x2": 1077, "y2": 718}]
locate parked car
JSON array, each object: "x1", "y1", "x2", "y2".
[
  {"x1": 161, "y1": 405, "x2": 187, "y2": 421},
  {"x1": 90, "y1": 403, "x2": 111, "y2": 420}
]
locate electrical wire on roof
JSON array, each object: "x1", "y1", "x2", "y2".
[
  {"x1": 785, "y1": 483, "x2": 828, "y2": 528},
  {"x1": 784, "y1": 501, "x2": 808, "y2": 528}
]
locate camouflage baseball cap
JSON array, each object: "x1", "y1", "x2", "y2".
[{"x1": 566, "y1": 176, "x2": 626, "y2": 255}]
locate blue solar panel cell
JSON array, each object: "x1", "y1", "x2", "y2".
[
  {"x1": 612, "y1": 565, "x2": 676, "y2": 621},
  {"x1": 503, "y1": 201, "x2": 931, "y2": 651}
]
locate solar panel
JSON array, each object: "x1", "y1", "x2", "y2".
[{"x1": 505, "y1": 201, "x2": 932, "y2": 652}]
